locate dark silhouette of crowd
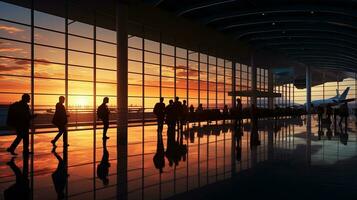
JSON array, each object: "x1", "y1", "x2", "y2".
[
  {"x1": 316, "y1": 102, "x2": 350, "y2": 144},
  {"x1": 152, "y1": 97, "x2": 306, "y2": 131}
]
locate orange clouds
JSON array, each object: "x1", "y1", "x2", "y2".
[{"x1": 0, "y1": 25, "x2": 24, "y2": 34}]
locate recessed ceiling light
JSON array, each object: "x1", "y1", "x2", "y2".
[
  {"x1": 310, "y1": 11, "x2": 314, "y2": 14},
  {"x1": 262, "y1": 12, "x2": 265, "y2": 16},
  {"x1": 272, "y1": 22, "x2": 276, "y2": 26}
]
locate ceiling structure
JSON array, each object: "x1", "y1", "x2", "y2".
[
  {"x1": 3, "y1": 0, "x2": 356, "y2": 88},
  {"x1": 142, "y1": 0, "x2": 357, "y2": 74}
]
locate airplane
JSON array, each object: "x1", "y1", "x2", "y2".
[{"x1": 307, "y1": 87, "x2": 355, "y2": 108}]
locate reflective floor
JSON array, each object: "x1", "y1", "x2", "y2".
[{"x1": 1, "y1": 115, "x2": 357, "y2": 200}]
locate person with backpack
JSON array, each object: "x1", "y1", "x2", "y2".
[
  {"x1": 7, "y1": 94, "x2": 35, "y2": 155},
  {"x1": 153, "y1": 97, "x2": 165, "y2": 132},
  {"x1": 97, "y1": 97, "x2": 110, "y2": 139},
  {"x1": 51, "y1": 96, "x2": 69, "y2": 146}
]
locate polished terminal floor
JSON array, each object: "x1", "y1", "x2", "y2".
[{"x1": 1, "y1": 116, "x2": 357, "y2": 200}]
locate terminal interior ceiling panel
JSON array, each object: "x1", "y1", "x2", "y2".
[{"x1": 143, "y1": 0, "x2": 357, "y2": 86}]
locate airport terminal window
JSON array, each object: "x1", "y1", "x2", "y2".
[{"x1": 1, "y1": 0, "x2": 356, "y2": 128}]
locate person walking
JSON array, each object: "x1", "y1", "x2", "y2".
[
  {"x1": 339, "y1": 102, "x2": 349, "y2": 127},
  {"x1": 7, "y1": 94, "x2": 35, "y2": 155},
  {"x1": 51, "y1": 96, "x2": 69, "y2": 146},
  {"x1": 173, "y1": 97, "x2": 183, "y2": 129},
  {"x1": 153, "y1": 97, "x2": 165, "y2": 132},
  {"x1": 181, "y1": 100, "x2": 189, "y2": 126},
  {"x1": 97, "y1": 97, "x2": 110, "y2": 139},
  {"x1": 165, "y1": 100, "x2": 176, "y2": 130}
]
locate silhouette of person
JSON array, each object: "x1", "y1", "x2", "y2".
[
  {"x1": 195, "y1": 103, "x2": 204, "y2": 121},
  {"x1": 339, "y1": 102, "x2": 349, "y2": 127},
  {"x1": 223, "y1": 105, "x2": 229, "y2": 118},
  {"x1": 51, "y1": 96, "x2": 69, "y2": 146},
  {"x1": 7, "y1": 94, "x2": 35, "y2": 155},
  {"x1": 317, "y1": 105, "x2": 324, "y2": 129},
  {"x1": 250, "y1": 103, "x2": 258, "y2": 124},
  {"x1": 153, "y1": 97, "x2": 165, "y2": 132},
  {"x1": 173, "y1": 97, "x2": 183, "y2": 129},
  {"x1": 4, "y1": 156, "x2": 30, "y2": 200},
  {"x1": 326, "y1": 126, "x2": 333, "y2": 140},
  {"x1": 181, "y1": 100, "x2": 189, "y2": 127},
  {"x1": 165, "y1": 100, "x2": 176, "y2": 130},
  {"x1": 233, "y1": 98, "x2": 243, "y2": 125},
  {"x1": 333, "y1": 107, "x2": 338, "y2": 133},
  {"x1": 97, "y1": 138, "x2": 110, "y2": 186},
  {"x1": 153, "y1": 129, "x2": 165, "y2": 173},
  {"x1": 326, "y1": 104, "x2": 333, "y2": 124},
  {"x1": 189, "y1": 104, "x2": 195, "y2": 122},
  {"x1": 97, "y1": 97, "x2": 110, "y2": 139},
  {"x1": 318, "y1": 129, "x2": 324, "y2": 140},
  {"x1": 52, "y1": 146, "x2": 68, "y2": 200}
]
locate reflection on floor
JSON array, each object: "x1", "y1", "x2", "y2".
[{"x1": 0, "y1": 115, "x2": 356, "y2": 200}]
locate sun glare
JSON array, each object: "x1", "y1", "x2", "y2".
[{"x1": 72, "y1": 96, "x2": 90, "y2": 107}]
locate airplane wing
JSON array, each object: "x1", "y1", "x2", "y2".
[{"x1": 340, "y1": 98, "x2": 355, "y2": 103}]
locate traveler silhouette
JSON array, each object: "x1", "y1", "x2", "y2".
[
  {"x1": 223, "y1": 105, "x2": 229, "y2": 119},
  {"x1": 51, "y1": 96, "x2": 69, "y2": 146},
  {"x1": 234, "y1": 123, "x2": 242, "y2": 162},
  {"x1": 7, "y1": 94, "x2": 35, "y2": 155},
  {"x1": 189, "y1": 104, "x2": 195, "y2": 122},
  {"x1": 317, "y1": 105, "x2": 324, "y2": 129},
  {"x1": 232, "y1": 98, "x2": 243, "y2": 125},
  {"x1": 181, "y1": 100, "x2": 189, "y2": 126},
  {"x1": 153, "y1": 97, "x2": 165, "y2": 132},
  {"x1": 173, "y1": 97, "x2": 183, "y2": 129},
  {"x1": 326, "y1": 104, "x2": 333, "y2": 124},
  {"x1": 52, "y1": 146, "x2": 68, "y2": 200},
  {"x1": 97, "y1": 97, "x2": 110, "y2": 139},
  {"x1": 195, "y1": 103, "x2": 204, "y2": 121},
  {"x1": 165, "y1": 100, "x2": 176, "y2": 130},
  {"x1": 250, "y1": 103, "x2": 258, "y2": 123},
  {"x1": 97, "y1": 138, "x2": 110, "y2": 186},
  {"x1": 4, "y1": 156, "x2": 30, "y2": 200},
  {"x1": 189, "y1": 104, "x2": 194, "y2": 113},
  {"x1": 339, "y1": 102, "x2": 349, "y2": 127},
  {"x1": 153, "y1": 129, "x2": 165, "y2": 173}
]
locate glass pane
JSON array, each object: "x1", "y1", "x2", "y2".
[
  {"x1": 0, "y1": 20, "x2": 30, "y2": 42},
  {"x1": 35, "y1": 28, "x2": 64, "y2": 48},
  {"x1": 0, "y1": 57, "x2": 30, "y2": 76}
]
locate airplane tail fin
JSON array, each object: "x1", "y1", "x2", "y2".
[
  {"x1": 335, "y1": 89, "x2": 339, "y2": 98},
  {"x1": 339, "y1": 87, "x2": 350, "y2": 100}
]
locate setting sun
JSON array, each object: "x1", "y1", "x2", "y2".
[{"x1": 71, "y1": 96, "x2": 90, "y2": 107}]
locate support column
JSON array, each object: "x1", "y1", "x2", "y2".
[
  {"x1": 251, "y1": 53, "x2": 257, "y2": 106},
  {"x1": 116, "y1": 2, "x2": 128, "y2": 200},
  {"x1": 306, "y1": 65, "x2": 312, "y2": 165},
  {"x1": 116, "y1": 2, "x2": 128, "y2": 142},
  {"x1": 306, "y1": 65, "x2": 311, "y2": 113},
  {"x1": 268, "y1": 68, "x2": 274, "y2": 109},
  {"x1": 232, "y1": 61, "x2": 236, "y2": 107}
]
